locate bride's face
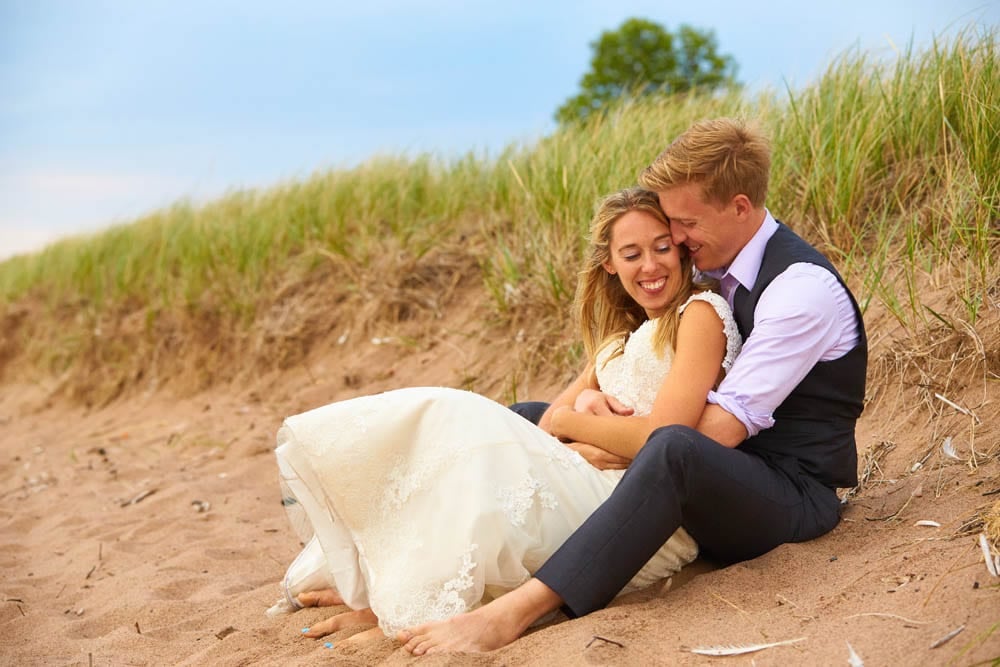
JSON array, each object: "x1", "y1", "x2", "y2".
[{"x1": 602, "y1": 209, "x2": 685, "y2": 319}]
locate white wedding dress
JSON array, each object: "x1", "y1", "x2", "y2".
[{"x1": 270, "y1": 292, "x2": 740, "y2": 635}]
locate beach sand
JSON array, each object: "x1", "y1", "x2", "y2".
[{"x1": 2, "y1": 322, "x2": 998, "y2": 666}]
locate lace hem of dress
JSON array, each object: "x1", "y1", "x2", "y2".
[{"x1": 377, "y1": 543, "x2": 481, "y2": 636}]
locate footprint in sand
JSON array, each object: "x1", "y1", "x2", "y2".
[{"x1": 152, "y1": 576, "x2": 204, "y2": 601}]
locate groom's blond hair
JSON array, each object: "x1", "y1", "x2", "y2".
[{"x1": 639, "y1": 117, "x2": 770, "y2": 208}]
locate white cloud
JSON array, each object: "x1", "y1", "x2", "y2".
[
  {"x1": 0, "y1": 165, "x2": 192, "y2": 259},
  {"x1": 4, "y1": 166, "x2": 160, "y2": 200},
  {"x1": 0, "y1": 222, "x2": 70, "y2": 260}
]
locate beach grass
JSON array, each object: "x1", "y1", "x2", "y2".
[{"x1": 0, "y1": 25, "x2": 996, "y2": 403}]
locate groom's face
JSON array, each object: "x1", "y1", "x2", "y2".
[{"x1": 657, "y1": 183, "x2": 743, "y2": 272}]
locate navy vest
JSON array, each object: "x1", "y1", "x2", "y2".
[{"x1": 732, "y1": 223, "x2": 867, "y2": 488}]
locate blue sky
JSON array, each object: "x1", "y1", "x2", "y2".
[{"x1": 1, "y1": 1, "x2": 997, "y2": 260}]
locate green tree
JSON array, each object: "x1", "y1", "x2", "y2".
[{"x1": 556, "y1": 18, "x2": 738, "y2": 125}]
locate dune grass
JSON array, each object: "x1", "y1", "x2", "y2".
[{"x1": 0, "y1": 25, "x2": 997, "y2": 403}]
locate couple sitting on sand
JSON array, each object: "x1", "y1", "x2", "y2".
[{"x1": 267, "y1": 117, "x2": 868, "y2": 654}]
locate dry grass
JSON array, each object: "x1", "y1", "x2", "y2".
[
  {"x1": 985, "y1": 500, "x2": 1000, "y2": 549},
  {"x1": 0, "y1": 26, "x2": 997, "y2": 416}
]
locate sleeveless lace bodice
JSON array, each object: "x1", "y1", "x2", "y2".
[{"x1": 595, "y1": 291, "x2": 740, "y2": 415}]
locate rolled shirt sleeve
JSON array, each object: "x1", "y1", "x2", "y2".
[{"x1": 708, "y1": 263, "x2": 860, "y2": 438}]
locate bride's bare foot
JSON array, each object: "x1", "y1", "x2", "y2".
[
  {"x1": 296, "y1": 588, "x2": 344, "y2": 607},
  {"x1": 301, "y1": 608, "x2": 378, "y2": 639},
  {"x1": 397, "y1": 578, "x2": 562, "y2": 655},
  {"x1": 339, "y1": 626, "x2": 385, "y2": 644}
]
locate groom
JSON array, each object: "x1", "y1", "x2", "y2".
[{"x1": 399, "y1": 117, "x2": 868, "y2": 654}]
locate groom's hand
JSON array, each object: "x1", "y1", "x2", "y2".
[
  {"x1": 573, "y1": 389, "x2": 634, "y2": 417},
  {"x1": 563, "y1": 441, "x2": 630, "y2": 470}
]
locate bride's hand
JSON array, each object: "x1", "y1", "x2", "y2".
[
  {"x1": 573, "y1": 389, "x2": 634, "y2": 417},
  {"x1": 563, "y1": 441, "x2": 630, "y2": 470}
]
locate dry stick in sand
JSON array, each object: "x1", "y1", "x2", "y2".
[
  {"x1": 86, "y1": 543, "x2": 103, "y2": 579},
  {"x1": 6, "y1": 598, "x2": 26, "y2": 616},
  {"x1": 711, "y1": 590, "x2": 754, "y2": 621},
  {"x1": 585, "y1": 635, "x2": 624, "y2": 649},
  {"x1": 709, "y1": 590, "x2": 774, "y2": 643},
  {"x1": 121, "y1": 489, "x2": 156, "y2": 507},
  {"x1": 865, "y1": 484, "x2": 921, "y2": 522},
  {"x1": 933, "y1": 393, "x2": 980, "y2": 423},
  {"x1": 844, "y1": 612, "x2": 933, "y2": 625},
  {"x1": 930, "y1": 625, "x2": 965, "y2": 649}
]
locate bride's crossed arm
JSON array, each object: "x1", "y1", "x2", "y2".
[
  {"x1": 531, "y1": 357, "x2": 634, "y2": 470},
  {"x1": 537, "y1": 370, "x2": 634, "y2": 434},
  {"x1": 548, "y1": 300, "x2": 728, "y2": 460}
]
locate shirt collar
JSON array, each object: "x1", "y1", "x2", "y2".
[{"x1": 712, "y1": 210, "x2": 778, "y2": 294}]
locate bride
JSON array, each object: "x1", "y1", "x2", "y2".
[{"x1": 268, "y1": 186, "x2": 741, "y2": 642}]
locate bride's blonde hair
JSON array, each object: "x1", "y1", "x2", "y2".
[{"x1": 576, "y1": 187, "x2": 716, "y2": 362}]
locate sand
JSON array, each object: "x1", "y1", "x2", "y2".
[{"x1": 2, "y1": 322, "x2": 998, "y2": 666}]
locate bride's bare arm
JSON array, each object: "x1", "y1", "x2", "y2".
[
  {"x1": 561, "y1": 441, "x2": 630, "y2": 470},
  {"x1": 572, "y1": 389, "x2": 635, "y2": 416},
  {"x1": 536, "y1": 362, "x2": 599, "y2": 433},
  {"x1": 550, "y1": 300, "x2": 727, "y2": 458}
]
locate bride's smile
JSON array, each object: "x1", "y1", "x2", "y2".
[{"x1": 602, "y1": 209, "x2": 684, "y2": 318}]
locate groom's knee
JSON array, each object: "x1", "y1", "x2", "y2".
[{"x1": 635, "y1": 424, "x2": 705, "y2": 479}]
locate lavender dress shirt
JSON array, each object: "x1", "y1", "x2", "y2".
[{"x1": 705, "y1": 212, "x2": 861, "y2": 439}]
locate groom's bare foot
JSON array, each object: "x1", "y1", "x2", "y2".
[
  {"x1": 297, "y1": 588, "x2": 344, "y2": 607},
  {"x1": 397, "y1": 578, "x2": 562, "y2": 655},
  {"x1": 302, "y1": 608, "x2": 378, "y2": 639}
]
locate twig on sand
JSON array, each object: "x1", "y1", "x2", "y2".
[
  {"x1": 930, "y1": 625, "x2": 965, "y2": 649},
  {"x1": 135, "y1": 621, "x2": 142, "y2": 635},
  {"x1": 585, "y1": 635, "x2": 624, "y2": 649},
  {"x1": 86, "y1": 539, "x2": 105, "y2": 579},
  {"x1": 865, "y1": 485, "x2": 920, "y2": 522},
  {"x1": 120, "y1": 489, "x2": 156, "y2": 507},
  {"x1": 844, "y1": 612, "x2": 932, "y2": 625},
  {"x1": 5, "y1": 599, "x2": 26, "y2": 617},
  {"x1": 710, "y1": 591, "x2": 750, "y2": 617},
  {"x1": 933, "y1": 393, "x2": 980, "y2": 424}
]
